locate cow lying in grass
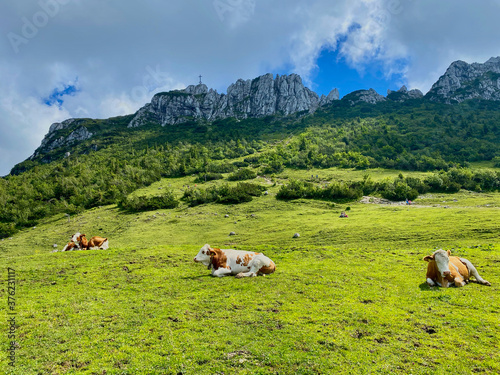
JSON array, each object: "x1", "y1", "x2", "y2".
[
  {"x1": 194, "y1": 244, "x2": 276, "y2": 278},
  {"x1": 78, "y1": 234, "x2": 109, "y2": 250},
  {"x1": 62, "y1": 232, "x2": 109, "y2": 251},
  {"x1": 62, "y1": 232, "x2": 82, "y2": 251},
  {"x1": 423, "y1": 249, "x2": 491, "y2": 287}
]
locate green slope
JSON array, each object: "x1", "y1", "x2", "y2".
[{"x1": 1, "y1": 169, "x2": 499, "y2": 374}]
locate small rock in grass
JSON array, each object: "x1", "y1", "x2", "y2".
[
  {"x1": 225, "y1": 214, "x2": 229, "y2": 218},
  {"x1": 293, "y1": 233, "x2": 300, "y2": 238},
  {"x1": 229, "y1": 232, "x2": 236, "y2": 236}
]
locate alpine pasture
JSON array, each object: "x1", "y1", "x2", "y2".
[{"x1": 1, "y1": 167, "x2": 499, "y2": 374}]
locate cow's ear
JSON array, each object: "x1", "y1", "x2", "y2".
[
  {"x1": 423, "y1": 255, "x2": 434, "y2": 262},
  {"x1": 447, "y1": 250, "x2": 451, "y2": 256},
  {"x1": 208, "y1": 248, "x2": 217, "y2": 256}
]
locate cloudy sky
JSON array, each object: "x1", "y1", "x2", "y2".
[{"x1": 1, "y1": 0, "x2": 499, "y2": 176}]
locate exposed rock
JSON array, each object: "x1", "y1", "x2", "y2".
[
  {"x1": 293, "y1": 233, "x2": 300, "y2": 238},
  {"x1": 426, "y1": 57, "x2": 500, "y2": 103},
  {"x1": 128, "y1": 74, "x2": 339, "y2": 127},
  {"x1": 30, "y1": 119, "x2": 93, "y2": 159},
  {"x1": 229, "y1": 231, "x2": 236, "y2": 236},
  {"x1": 387, "y1": 85, "x2": 423, "y2": 102},
  {"x1": 319, "y1": 88, "x2": 340, "y2": 106},
  {"x1": 341, "y1": 88, "x2": 386, "y2": 106}
]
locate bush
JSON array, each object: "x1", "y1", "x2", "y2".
[
  {"x1": 277, "y1": 180, "x2": 363, "y2": 201},
  {"x1": 194, "y1": 172, "x2": 223, "y2": 183},
  {"x1": 207, "y1": 162, "x2": 236, "y2": 173},
  {"x1": 320, "y1": 182, "x2": 363, "y2": 201},
  {"x1": 232, "y1": 161, "x2": 249, "y2": 168},
  {"x1": 227, "y1": 168, "x2": 257, "y2": 181},
  {"x1": 276, "y1": 180, "x2": 315, "y2": 200},
  {"x1": 119, "y1": 191, "x2": 179, "y2": 212},
  {"x1": 182, "y1": 183, "x2": 265, "y2": 206},
  {"x1": 380, "y1": 180, "x2": 419, "y2": 201},
  {"x1": 0, "y1": 222, "x2": 17, "y2": 238}
]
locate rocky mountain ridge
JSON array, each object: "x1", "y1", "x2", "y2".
[
  {"x1": 30, "y1": 57, "x2": 500, "y2": 160},
  {"x1": 426, "y1": 56, "x2": 500, "y2": 103},
  {"x1": 128, "y1": 73, "x2": 339, "y2": 128}
]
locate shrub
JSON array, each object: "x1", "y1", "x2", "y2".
[
  {"x1": 182, "y1": 183, "x2": 264, "y2": 207},
  {"x1": 232, "y1": 161, "x2": 249, "y2": 168},
  {"x1": 381, "y1": 180, "x2": 419, "y2": 201},
  {"x1": 277, "y1": 180, "x2": 363, "y2": 202},
  {"x1": 119, "y1": 191, "x2": 179, "y2": 212},
  {"x1": 320, "y1": 182, "x2": 363, "y2": 201},
  {"x1": 194, "y1": 172, "x2": 223, "y2": 183},
  {"x1": 207, "y1": 162, "x2": 236, "y2": 173},
  {"x1": 227, "y1": 168, "x2": 257, "y2": 181},
  {"x1": 0, "y1": 222, "x2": 17, "y2": 238},
  {"x1": 276, "y1": 180, "x2": 315, "y2": 200}
]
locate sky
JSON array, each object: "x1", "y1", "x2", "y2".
[{"x1": 1, "y1": 0, "x2": 500, "y2": 176}]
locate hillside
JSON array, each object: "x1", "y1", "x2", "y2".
[
  {"x1": 2, "y1": 97, "x2": 500, "y2": 239},
  {"x1": 1, "y1": 168, "x2": 499, "y2": 373},
  {"x1": 1, "y1": 58, "x2": 500, "y2": 374}
]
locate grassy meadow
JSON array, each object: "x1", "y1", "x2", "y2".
[{"x1": 1, "y1": 167, "x2": 499, "y2": 374}]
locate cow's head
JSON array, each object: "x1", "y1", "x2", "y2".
[
  {"x1": 194, "y1": 244, "x2": 214, "y2": 267},
  {"x1": 70, "y1": 232, "x2": 81, "y2": 242},
  {"x1": 424, "y1": 249, "x2": 452, "y2": 278}
]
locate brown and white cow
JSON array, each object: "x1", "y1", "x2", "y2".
[
  {"x1": 62, "y1": 241, "x2": 78, "y2": 251},
  {"x1": 77, "y1": 234, "x2": 109, "y2": 250},
  {"x1": 194, "y1": 244, "x2": 276, "y2": 278},
  {"x1": 88, "y1": 236, "x2": 109, "y2": 250},
  {"x1": 423, "y1": 249, "x2": 491, "y2": 287},
  {"x1": 62, "y1": 232, "x2": 82, "y2": 251}
]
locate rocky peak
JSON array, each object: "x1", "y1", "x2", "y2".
[
  {"x1": 386, "y1": 85, "x2": 423, "y2": 102},
  {"x1": 30, "y1": 119, "x2": 93, "y2": 160},
  {"x1": 426, "y1": 56, "x2": 500, "y2": 103},
  {"x1": 341, "y1": 88, "x2": 386, "y2": 106},
  {"x1": 320, "y1": 88, "x2": 340, "y2": 105},
  {"x1": 183, "y1": 84, "x2": 209, "y2": 95},
  {"x1": 128, "y1": 73, "x2": 339, "y2": 128}
]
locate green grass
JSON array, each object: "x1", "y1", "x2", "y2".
[{"x1": 1, "y1": 168, "x2": 499, "y2": 374}]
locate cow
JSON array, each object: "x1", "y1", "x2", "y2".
[
  {"x1": 62, "y1": 232, "x2": 82, "y2": 251},
  {"x1": 194, "y1": 244, "x2": 276, "y2": 278},
  {"x1": 70, "y1": 232, "x2": 81, "y2": 243},
  {"x1": 87, "y1": 236, "x2": 109, "y2": 250},
  {"x1": 423, "y1": 249, "x2": 491, "y2": 287},
  {"x1": 77, "y1": 234, "x2": 109, "y2": 250},
  {"x1": 62, "y1": 241, "x2": 78, "y2": 251}
]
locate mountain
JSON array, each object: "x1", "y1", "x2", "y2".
[
  {"x1": 386, "y1": 86, "x2": 423, "y2": 102},
  {"x1": 341, "y1": 88, "x2": 387, "y2": 106},
  {"x1": 18, "y1": 57, "x2": 500, "y2": 168},
  {"x1": 128, "y1": 73, "x2": 339, "y2": 128},
  {"x1": 426, "y1": 57, "x2": 500, "y2": 103}
]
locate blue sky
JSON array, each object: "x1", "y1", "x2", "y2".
[
  {"x1": 312, "y1": 49, "x2": 407, "y2": 97},
  {"x1": 1, "y1": 0, "x2": 500, "y2": 175},
  {"x1": 43, "y1": 82, "x2": 80, "y2": 107}
]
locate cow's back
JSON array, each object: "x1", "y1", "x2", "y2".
[
  {"x1": 216, "y1": 249, "x2": 272, "y2": 275},
  {"x1": 449, "y1": 256, "x2": 469, "y2": 280}
]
